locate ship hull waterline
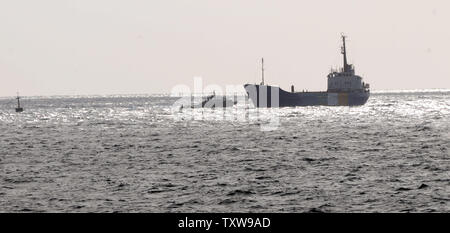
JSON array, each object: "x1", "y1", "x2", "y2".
[{"x1": 244, "y1": 84, "x2": 370, "y2": 107}]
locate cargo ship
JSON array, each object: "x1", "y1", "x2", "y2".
[{"x1": 244, "y1": 35, "x2": 370, "y2": 107}]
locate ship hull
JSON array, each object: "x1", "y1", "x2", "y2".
[{"x1": 244, "y1": 84, "x2": 369, "y2": 107}]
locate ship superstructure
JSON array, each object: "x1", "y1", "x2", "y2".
[{"x1": 244, "y1": 35, "x2": 370, "y2": 107}]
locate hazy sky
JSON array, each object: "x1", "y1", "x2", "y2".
[{"x1": 1, "y1": 0, "x2": 450, "y2": 96}]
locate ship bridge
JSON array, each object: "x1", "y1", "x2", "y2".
[{"x1": 327, "y1": 35, "x2": 369, "y2": 93}]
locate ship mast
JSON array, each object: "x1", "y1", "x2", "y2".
[
  {"x1": 341, "y1": 35, "x2": 349, "y2": 72},
  {"x1": 261, "y1": 58, "x2": 265, "y2": 85}
]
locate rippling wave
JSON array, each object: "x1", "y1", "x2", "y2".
[{"x1": 0, "y1": 91, "x2": 449, "y2": 212}]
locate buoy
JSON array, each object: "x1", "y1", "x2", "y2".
[{"x1": 15, "y1": 93, "x2": 24, "y2": 112}]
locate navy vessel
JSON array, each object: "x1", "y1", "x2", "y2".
[{"x1": 244, "y1": 35, "x2": 370, "y2": 107}]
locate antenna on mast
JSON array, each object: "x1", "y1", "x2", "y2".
[
  {"x1": 261, "y1": 58, "x2": 265, "y2": 85},
  {"x1": 341, "y1": 33, "x2": 349, "y2": 72}
]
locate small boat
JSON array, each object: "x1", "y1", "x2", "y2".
[
  {"x1": 190, "y1": 92, "x2": 237, "y2": 108},
  {"x1": 15, "y1": 93, "x2": 24, "y2": 112}
]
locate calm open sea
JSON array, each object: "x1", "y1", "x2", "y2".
[{"x1": 0, "y1": 90, "x2": 449, "y2": 212}]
